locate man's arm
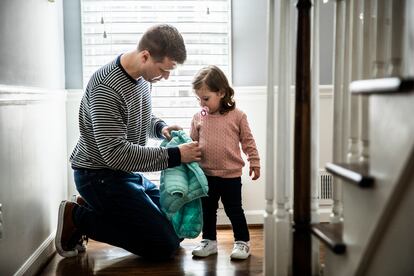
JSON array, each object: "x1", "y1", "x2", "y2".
[{"x1": 89, "y1": 86, "x2": 171, "y2": 172}]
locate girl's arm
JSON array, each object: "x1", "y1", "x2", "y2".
[{"x1": 239, "y1": 113, "x2": 261, "y2": 179}]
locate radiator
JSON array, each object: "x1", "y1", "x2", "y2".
[{"x1": 319, "y1": 169, "x2": 333, "y2": 200}]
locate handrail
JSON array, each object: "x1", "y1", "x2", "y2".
[
  {"x1": 350, "y1": 77, "x2": 414, "y2": 94},
  {"x1": 326, "y1": 162, "x2": 374, "y2": 188},
  {"x1": 311, "y1": 223, "x2": 346, "y2": 254}
]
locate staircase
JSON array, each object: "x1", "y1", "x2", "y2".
[
  {"x1": 311, "y1": 78, "x2": 414, "y2": 276},
  {"x1": 267, "y1": 0, "x2": 414, "y2": 274}
]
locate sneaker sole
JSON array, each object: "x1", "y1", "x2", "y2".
[
  {"x1": 55, "y1": 201, "x2": 78, "y2": 258},
  {"x1": 192, "y1": 249, "x2": 218, "y2": 257},
  {"x1": 230, "y1": 253, "x2": 250, "y2": 260}
]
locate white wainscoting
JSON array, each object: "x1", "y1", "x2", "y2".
[
  {"x1": 0, "y1": 85, "x2": 67, "y2": 276},
  {"x1": 66, "y1": 90, "x2": 83, "y2": 198}
]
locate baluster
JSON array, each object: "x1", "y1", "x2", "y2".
[
  {"x1": 403, "y1": 1, "x2": 413, "y2": 76},
  {"x1": 264, "y1": 0, "x2": 276, "y2": 275},
  {"x1": 311, "y1": 0, "x2": 321, "y2": 274},
  {"x1": 331, "y1": 0, "x2": 346, "y2": 223},
  {"x1": 292, "y1": 0, "x2": 312, "y2": 275},
  {"x1": 359, "y1": 0, "x2": 375, "y2": 165},
  {"x1": 347, "y1": 0, "x2": 363, "y2": 164},
  {"x1": 342, "y1": 0, "x2": 353, "y2": 161},
  {"x1": 373, "y1": 0, "x2": 389, "y2": 78},
  {"x1": 388, "y1": 0, "x2": 405, "y2": 77},
  {"x1": 275, "y1": 0, "x2": 293, "y2": 275}
]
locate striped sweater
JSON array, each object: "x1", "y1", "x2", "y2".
[{"x1": 70, "y1": 55, "x2": 180, "y2": 172}]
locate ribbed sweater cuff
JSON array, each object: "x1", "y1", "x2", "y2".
[
  {"x1": 167, "y1": 147, "x2": 181, "y2": 168},
  {"x1": 249, "y1": 158, "x2": 261, "y2": 168}
]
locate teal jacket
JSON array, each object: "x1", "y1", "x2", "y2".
[{"x1": 160, "y1": 130, "x2": 209, "y2": 238}]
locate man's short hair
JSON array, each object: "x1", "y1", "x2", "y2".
[{"x1": 138, "y1": 24, "x2": 187, "y2": 64}]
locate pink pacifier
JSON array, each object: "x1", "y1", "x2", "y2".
[{"x1": 200, "y1": 106, "x2": 209, "y2": 117}]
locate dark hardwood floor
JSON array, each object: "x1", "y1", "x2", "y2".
[{"x1": 39, "y1": 226, "x2": 264, "y2": 276}]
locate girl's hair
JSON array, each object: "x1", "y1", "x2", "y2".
[{"x1": 192, "y1": 65, "x2": 236, "y2": 114}]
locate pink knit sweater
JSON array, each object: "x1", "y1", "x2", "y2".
[{"x1": 190, "y1": 108, "x2": 260, "y2": 178}]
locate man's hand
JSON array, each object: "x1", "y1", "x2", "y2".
[
  {"x1": 178, "y1": 141, "x2": 201, "y2": 163},
  {"x1": 249, "y1": 167, "x2": 261, "y2": 180},
  {"x1": 162, "y1": 125, "x2": 183, "y2": 140}
]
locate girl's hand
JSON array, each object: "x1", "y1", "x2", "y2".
[
  {"x1": 162, "y1": 125, "x2": 183, "y2": 140},
  {"x1": 249, "y1": 167, "x2": 260, "y2": 180}
]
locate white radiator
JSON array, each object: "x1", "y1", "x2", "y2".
[{"x1": 319, "y1": 169, "x2": 333, "y2": 203}]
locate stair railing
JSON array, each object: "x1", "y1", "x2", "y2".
[{"x1": 350, "y1": 77, "x2": 414, "y2": 276}]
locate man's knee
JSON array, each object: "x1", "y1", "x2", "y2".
[
  {"x1": 141, "y1": 235, "x2": 180, "y2": 260},
  {"x1": 161, "y1": 236, "x2": 180, "y2": 258}
]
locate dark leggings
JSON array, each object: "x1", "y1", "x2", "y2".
[{"x1": 201, "y1": 176, "x2": 250, "y2": 242}]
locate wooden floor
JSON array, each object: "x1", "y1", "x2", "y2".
[{"x1": 39, "y1": 227, "x2": 264, "y2": 276}]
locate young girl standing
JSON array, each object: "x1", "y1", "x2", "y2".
[{"x1": 190, "y1": 65, "x2": 260, "y2": 260}]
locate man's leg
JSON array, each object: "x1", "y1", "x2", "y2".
[
  {"x1": 72, "y1": 168, "x2": 180, "y2": 259},
  {"x1": 139, "y1": 173, "x2": 162, "y2": 209}
]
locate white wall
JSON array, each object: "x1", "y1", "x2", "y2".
[
  {"x1": 231, "y1": 0, "x2": 335, "y2": 86},
  {"x1": 0, "y1": 1, "x2": 65, "y2": 88},
  {"x1": 66, "y1": 91, "x2": 83, "y2": 198},
  {"x1": 0, "y1": 0, "x2": 66, "y2": 274},
  {"x1": 0, "y1": 86, "x2": 67, "y2": 276}
]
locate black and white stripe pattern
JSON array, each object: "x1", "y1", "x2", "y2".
[{"x1": 70, "y1": 56, "x2": 169, "y2": 172}]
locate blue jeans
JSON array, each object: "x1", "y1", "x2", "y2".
[
  {"x1": 72, "y1": 168, "x2": 179, "y2": 259},
  {"x1": 202, "y1": 176, "x2": 250, "y2": 242}
]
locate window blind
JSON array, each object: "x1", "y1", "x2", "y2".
[{"x1": 80, "y1": 0, "x2": 231, "y2": 182}]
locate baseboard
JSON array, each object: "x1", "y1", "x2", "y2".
[
  {"x1": 318, "y1": 206, "x2": 333, "y2": 222},
  {"x1": 14, "y1": 232, "x2": 56, "y2": 276}
]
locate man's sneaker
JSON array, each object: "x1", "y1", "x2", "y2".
[
  {"x1": 192, "y1": 239, "x2": 218, "y2": 257},
  {"x1": 230, "y1": 241, "x2": 250, "y2": 260},
  {"x1": 71, "y1": 195, "x2": 88, "y2": 253},
  {"x1": 55, "y1": 201, "x2": 81, "y2": 257}
]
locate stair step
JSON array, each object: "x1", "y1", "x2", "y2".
[
  {"x1": 311, "y1": 223, "x2": 346, "y2": 254},
  {"x1": 350, "y1": 77, "x2": 414, "y2": 95},
  {"x1": 326, "y1": 162, "x2": 374, "y2": 188}
]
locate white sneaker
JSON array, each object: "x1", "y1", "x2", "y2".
[
  {"x1": 230, "y1": 241, "x2": 250, "y2": 259},
  {"x1": 192, "y1": 239, "x2": 218, "y2": 257}
]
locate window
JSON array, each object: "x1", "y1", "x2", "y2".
[{"x1": 80, "y1": 0, "x2": 232, "y2": 181}]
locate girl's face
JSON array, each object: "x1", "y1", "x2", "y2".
[{"x1": 195, "y1": 84, "x2": 224, "y2": 115}]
